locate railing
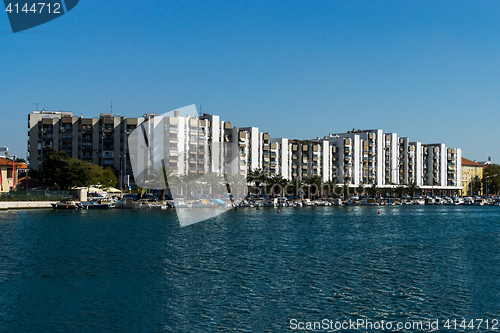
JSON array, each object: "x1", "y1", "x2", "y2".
[{"x1": 0, "y1": 190, "x2": 70, "y2": 201}]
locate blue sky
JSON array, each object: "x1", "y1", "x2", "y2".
[{"x1": 1, "y1": 1, "x2": 499, "y2": 163}]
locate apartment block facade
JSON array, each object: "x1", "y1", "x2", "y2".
[
  {"x1": 28, "y1": 110, "x2": 463, "y2": 194},
  {"x1": 28, "y1": 111, "x2": 132, "y2": 176},
  {"x1": 460, "y1": 158, "x2": 484, "y2": 196}
]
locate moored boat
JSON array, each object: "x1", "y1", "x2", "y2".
[
  {"x1": 51, "y1": 199, "x2": 81, "y2": 209},
  {"x1": 80, "y1": 200, "x2": 113, "y2": 209}
]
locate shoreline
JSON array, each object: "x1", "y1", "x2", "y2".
[
  {"x1": 0, "y1": 201, "x2": 58, "y2": 210},
  {"x1": 0, "y1": 200, "x2": 498, "y2": 210}
]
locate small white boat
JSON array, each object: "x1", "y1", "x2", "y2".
[
  {"x1": 345, "y1": 197, "x2": 358, "y2": 206},
  {"x1": 359, "y1": 198, "x2": 378, "y2": 206},
  {"x1": 473, "y1": 199, "x2": 485, "y2": 206},
  {"x1": 332, "y1": 198, "x2": 343, "y2": 206},
  {"x1": 239, "y1": 203, "x2": 254, "y2": 208},
  {"x1": 463, "y1": 197, "x2": 473, "y2": 205},
  {"x1": 80, "y1": 200, "x2": 113, "y2": 209},
  {"x1": 51, "y1": 199, "x2": 81, "y2": 209},
  {"x1": 173, "y1": 199, "x2": 192, "y2": 208}
]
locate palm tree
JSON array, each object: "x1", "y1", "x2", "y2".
[
  {"x1": 247, "y1": 168, "x2": 263, "y2": 186},
  {"x1": 180, "y1": 172, "x2": 201, "y2": 199},
  {"x1": 406, "y1": 182, "x2": 420, "y2": 199},
  {"x1": 333, "y1": 184, "x2": 343, "y2": 198},
  {"x1": 204, "y1": 172, "x2": 224, "y2": 198},
  {"x1": 323, "y1": 180, "x2": 337, "y2": 198},
  {"x1": 226, "y1": 173, "x2": 248, "y2": 199},
  {"x1": 356, "y1": 183, "x2": 365, "y2": 196},
  {"x1": 368, "y1": 183, "x2": 378, "y2": 198},
  {"x1": 387, "y1": 183, "x2": 395, "y2": 198},
  {"x1": 395, "y1": 184, "x2": 406, "y2": 198},
  {"x1": 247, "y1": 168, "x2": 269, "y2": 198},
  {"x1": 304, "y1": 175, "x2": 322, "y2": 198},
  {"x1": 145, "y1": 165, "x2": 176, "y2": 200},
  {"x1": 471, "y1": 175, "x2": 482, "y2": 196},
  {"x1": 289, "y1": 177, "x2": 305, "y2": 199},
  {"x1": 268, "y1": 174, "x2": 288, "y2": 196},
  {"x1": 342, "y1": 183, "x2": 350, "y2": 200}
]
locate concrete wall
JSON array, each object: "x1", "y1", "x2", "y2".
[{"x1": 0, "y1": 201, "x2": 57, "y2": 210}]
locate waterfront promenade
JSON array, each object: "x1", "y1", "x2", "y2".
[{"x1": 0, "y1": 201, "x2": 57, "y2": 210}]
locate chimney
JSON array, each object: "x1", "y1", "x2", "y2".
[{"x1": 174, "y1": 111, "x2": 179, "y2": 117}]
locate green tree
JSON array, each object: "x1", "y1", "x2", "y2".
[
  {"x1": 226, "y1": 173, "x2": 248, "y2": 198},
  {"x1": 41, "y1": 146, "x2": 117, "y2": 190},
  {"x1": 483, "y1": 164, "x2": 500, "y2": 195},
  {"x1": 267, "y1": 174, "x2": 288, "y2": 196},
  {"x1": 100, "y1": 167, "x2": 118, "y2": 188},
  {"x1": 85, "y1": 163, "x2": 118, "y2": 189},
  {"x1": 395, "y1": 185, "x2": 406, "y2": 198},
  {"x1": 180, "y1": 172, "x2": 200, "y2": 199},
  {"x1": 289, "y1": 177, "x2": 305, "y2": 198},
  {"x1": 470, "y1": 176, "x2": 482, "y2": 196},
  {"x1": 202, "y1": 172, "x2": 223, "y2": 198},
  {"x1": 356, "y1": 183, "x2": 365, "y2": 196},
  {"x1": 342, "y1": 183, "x2": 350, "y2": 200},
  {"x1": 145, "y1": 165, "x2": 176, "y2": 200},
  {"x1": 323, "y1": 180, "x2": 337, "y2": 198},
  {"x1": 41, "y1": 146, "x2": 77, "y2": 190},
  {"x1": 304, "y1": 175, "x2": 322, "y2": 198},
  {"x1": 368, "y1": 183, "x2": 378, "y2": 198},
  {"x1": 247, "y1": 168, "x2": 269, "y2": 197},
  {"x1": 407, "y1": 182, "x2": 420, "y2": 199}
]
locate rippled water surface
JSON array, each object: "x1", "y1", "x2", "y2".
[{"x1": 1, "y1": 206, "x2": 500, "y2": 332}]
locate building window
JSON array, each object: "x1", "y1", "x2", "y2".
[{"x1": 7, "y1": 169, "x2": 12, "y2": 178}]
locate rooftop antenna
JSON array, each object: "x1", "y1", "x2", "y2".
[
  {"x1": 34, "y1": 103, "x2": 40, "y2": 111},
  {"x1": 111, "y1": 101, "x2": 113, "y2": 115}
]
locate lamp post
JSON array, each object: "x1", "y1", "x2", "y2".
[
  {"x1": 26, "y1": 151, "x2": 29, "y2": 192},
  {"x1": 119, "y1": 154, "x2": 126, "y2": 196}
]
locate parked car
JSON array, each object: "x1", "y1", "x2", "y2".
[
  {"x1": 142, "y1": 194, "x2": 158, "y2": 202},
  {"x1": 123, "y1": 193, "x2": 138, "y2": 201}
]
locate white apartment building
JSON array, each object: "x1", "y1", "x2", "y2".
[
  {"x1": 318, "y1": 129, "x2": 462, "y2": 194},
  {"x1": 29, "y1": 110, "x2": 463, "y2": 194}
]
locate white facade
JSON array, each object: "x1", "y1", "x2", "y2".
[{"x1": 29, "y1": 110, "x2": 463, "y2": 193}]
